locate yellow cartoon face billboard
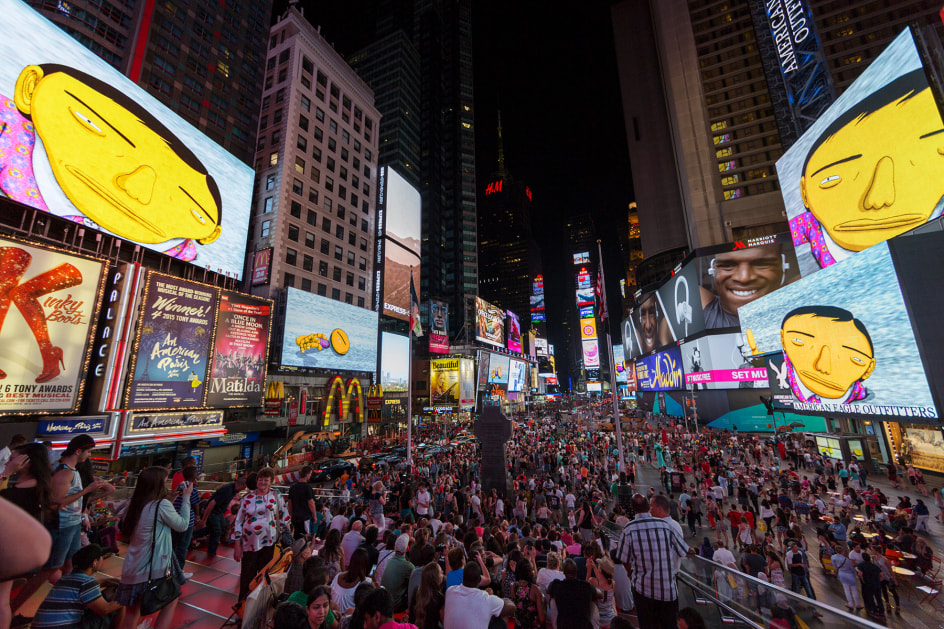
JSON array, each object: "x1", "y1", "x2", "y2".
[
  {"x1": 0, "y1": 0, "x2": 252, "y2": 277},
  {"x1": 778, "y1": 28, "x2": 944, "y2": 275}
]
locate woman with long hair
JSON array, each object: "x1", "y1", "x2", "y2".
[
  {"x1": 589, "y1": 556, "x2": 617, "y2": 629},
  {"x1": 233, "y1": 467, "x2": 289, "y2": 602},
  {"x1": 320, "y1": 528, "x2": 344, "y2": 581},
  {"x1": 117, "y1": 466, "x2": 191, "y2": 629},
  {"x1": 330, "y1": 547, "x2": 372, "y2": 615},
  {"x1": 0, "y1": 443, "x2": 53, "y2": 629},
  {"x1": 511, "y1": 558, "x2": 544, "y2": 629},
  {"x1": 411, "y1": 562, "x2": 444, "y2": 629},
  {"x1": 306, "y1": 584, "x2": 335, "y2": 629}
]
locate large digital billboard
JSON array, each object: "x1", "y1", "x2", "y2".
[
  {"x1": 635, "y1": 346, "x2": 686, "y2": 392},
  {"x1": 429, "y1": 298, "x2": 449, "y2": 354},
  {"x1": 680, "y1": 332, "x2": 766, "y2": 390},
  {"x1": 475, "y1": 297, "x2": 505, "y2": 348},
  {"x1": 582, "y1": 339, "x2": 601, "y2": 368},
  {"x1": 206, "y1": 291, "x2": 272, "y2": 407},
  {"x1": 459, "y1": 358, "x2": 475, "y2": 408},
  {"x1": 534, "y1": 337, "x2": 549, "y2": 357},
  {"x1": 506, "y1": 310, "x2": 522, "y2": 353},
  {"x1": 777, "y1": 28, "x2": 944, "y2": 276},
  {"x1": 573, "y1": 252, "x2": 590, "y2": 264},
  {"x1": 581, "y1": 318, "x2": 597, "y2": 340},
  {"x1": 614, "y1": 343, "x2": 628, "y2": 383},
  {"x1": 740, "y1": 240, "x2": 938, "y2": 420},
  {"x1": 0, "y1": 0, "x2": 254, "y2": 278},
  {"x1": 126, "y1": 274, "x2": 218, "y2": 410},
  {"x1": 488, "y1": 353, "x2": 510, "y2": 385},
  {"x1": 431, "y1": 358, "x2": 460, "y2": 407},
  {"x1": 508, "y1": 359, "x2": 527, "y2": 392},
  {"x1": 380, "y1": 167, "x2": 421, "y2": 321},
  {"x1": 281, "y1": 288, "x2": 378, "y2": 373},
  {"x1": 0, "y1": 237, "x2": 106, "y2": 414},
  {"x1": 380, "y1": 331, "x2": 408, "y2": 392},
  {"x1": 576, "y1": 288, "x2": 594, "y2": 305}
]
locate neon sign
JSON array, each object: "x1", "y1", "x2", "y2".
[{"x1": 485, "y1": 180, "x2": 503, "y2": 195}]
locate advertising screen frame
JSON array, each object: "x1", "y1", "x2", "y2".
[
  {"x1": 206, "y1": 291, "x2": 272, "y2": 408},
  {"x1": 506, "y1": 310, "x2": 522, "y2": 353},
  {"x1": 680, "y1": 332, "x2": 767, "y2": 390},
  {"x1": 429, "y1": 298, "x2": 449, "y2": 354},
  {"x1": 380, "y1": 331, "x2": 409, "y2": 392},
  {"x1": 582, "y1": 339, "x2": 601, "y2": 368},
  {"x1": 430, "y1": 358, "x2": 460, "y2": 407},
  {"x1": 380, "y1": 167, "x2": 421, "y2": 321},
  {"x1": 475, "y1": 297, "x2": 505, "y2": 348},
  {"x1": 508, "y1": 359, "x2": 527, "y2": 392},
  {"x1": 635, "y1": 346, "x2": 686, "y2": 392}
]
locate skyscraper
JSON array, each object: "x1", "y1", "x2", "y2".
[
  {"x1": 27, "y1": 0, "x2": 271, "y2": 164},
  {"x1": 612, "y1": 0, "x2": 944, "y2": 256}
]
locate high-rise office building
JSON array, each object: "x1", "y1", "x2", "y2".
[
  {"x1": 612, "y1": 0, "x2": 944, "y2": 257},
  {"x1": 27, "y1": 0, "x2": 271, "y2": 164}
]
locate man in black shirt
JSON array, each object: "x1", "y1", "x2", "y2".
[
  {"x1": 196, "y1": 476, "x2": 246, "y2": 558},
  {"x1": 548, "y1": 559, "x2": 600, "y2": 629},
  {"x1": 740, "y1": 545, "x2": 767, "y2": 578},
  {"x1": 857, "y1": 552, "x2": 885, "y2": 619},
  {"x1": 287, "y1": 466, "x2": 316, "y2": 540}
]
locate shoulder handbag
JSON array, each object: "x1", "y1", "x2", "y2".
[
  {"x1": 275, "y1": 493, "x2": 294, "y2": 548},
  {"x1": 140, "y1": 501, "x2": 182, "y2": 616}
]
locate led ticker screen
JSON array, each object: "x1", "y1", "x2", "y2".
[
  {"x1": 777, "y1": 28, "x2": 944, "y2": 277},
  {"x1": 475, "y1": 297, "x2": 505, "y2": 348},
  {"x1": 506, "y1": 310, "x2": 522, "y2": 353},
  {"x1": 573, "y1": 252, "x2": 590, "y2": 264},
  {"x1": 380, "y1": 168, "x2": 421, "y2": 321},
  {"x1": 281, "y1": 288, "x2": 378, "y2": 373},
  {"x1": 635, "y1": 346, "x2": 686, "y2": 392},
  {"x1": 679, "y1": 332, "x2": 766, "y2": 390},
  {"x1": 740, "y1": 240, "x2": 938, "y2": 420},
  {"x1": 0, "y1": 0, "x2": 254, "y2": 279}
]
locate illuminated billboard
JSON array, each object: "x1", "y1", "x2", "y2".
[
  {"x1": 740, "y1": 240, "x2": 938, "y2": 420},
  {"x1": 577, "y1": 269, "x2": 592, "y2": 289},
  {"x1": 635, "y1": 346, "x2": 686, "y2": 392},
  {"x1": 581, "y1": 318, "x2": 597, "y2": 340},
  {"x1": 0, "y1": 0, "x2": 254, "y2": 278},
  {"x1": 206, "y1": 291, "x2": 272, "y2": 407},
  {"x1": 459, "y1": 358, "x2": 475, "y2": 408},
  {"x1": 508, "y1": 359, "x2": 527, "y2": 392},
  {"x1": 573, "y1": 252, "x2": 590, "y2": 264},
  {"x1": 587, "y1": 382, "x2": 603, "y2": 393},
  {"x1": 431, "y1": 358, "x2": 460, "y2": 407},
  {"x1": 0, "y1": 236, "x2": 106, "y2": 415},
  {"x1": 281, "y1": 288, "x2": 378, "y2": 373},
  {"x1": 582, "y1": 339, "x2": 601, "y2": 368},
  {"x1": 530, "y1": 294, "x2": 545, "y2": 311},
  {"x1": 126, "y1": 274, "x2": 218, "y2": 410},
  {"x1": 380, "y1": 167, "x2": 421, "y2": 320},
  {"x1": 506, "y1": 310, "x2": 522, "y2": 353},
  {"x1": 576, "y1": 288, "x2": 594, "y2": 305},
  {"x1": 380, "y1": 332, "x2": 409, "y2": 392},
  {"x1": 475, "y1": 297, "x2": 505, "y2": 348},
  {"x1": 679, "y1": 332, "x2": 766, "y2": 390},
  {"x1": 614, "y1": 343, "x2": 628, "y2": 383},
  {"x1": 487, "y1": 352, "x2": 510, "y2": 397},
  {"x1": 777, "y1": 28, "x2": 944, "y2": 276},
  {"x1": 429, "y1": 298, "x2": 449, "y2": 354},
  {"x1": 534, "y1": 337, "x2": 549, "y2": 357}
]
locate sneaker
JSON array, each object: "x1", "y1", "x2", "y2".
[{"x1": 182, "y1": 572, "x2": 194, "y2": 581}]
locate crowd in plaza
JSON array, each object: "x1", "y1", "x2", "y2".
[{"x1": 0, "y1": 409, "x2": 941, "y2": 629}]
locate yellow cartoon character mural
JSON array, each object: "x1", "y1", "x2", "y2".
[{"x1": 1, "y1": 64, "x2": 221, "y2": 260}]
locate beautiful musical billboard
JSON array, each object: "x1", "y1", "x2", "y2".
[
  {"x1": 429, "y1": 298, "x2": 449, "y2": 354},
  {"x1": 635, "y1": 346, "x2": 686, "y2": 392},
  {"x1": 205, "y1": 292, "x2": 271, "y2": 407},
  {"x1": 431, "y1": 358, "x2": 460, "y2": 407},
  {"x1": 475, "y1": 297, "x2": 505, "y2": 348},
  {"x1": 126, "y1": 274, "x2": 218, "y2": 409},
  {"x1": 506, "y1": 310, "x2": 522, "y2": 353},
  {"x1": 0, "y1": 0, "x2": 254, "y2": 278},
  {"x1": 380, "y1": 167, "x2": 421, "y2": 321},
  {"x1": 740, "y1": 240, "x2": 937, "y2": 420},
  {"x1": 0, "y1": 237, "x2": 106, "y2": 414},
  {"x1": 777, "y1": 28, "x2": 944, "y2": 276},
  {"x1": 680, "y1": 332, "x2": 766, "y2": 390},
  {"x1": 281, "y1": 288, "x2": 378, "y2": 373},
  {"x1": 380, "y1": 331, "x2": 409, "y2": 392}
]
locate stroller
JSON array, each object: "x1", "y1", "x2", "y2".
[{"x1": 222, "y1": 538, "x2": 296, "y2": 629}]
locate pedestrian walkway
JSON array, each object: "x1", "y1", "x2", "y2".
[{"x1": 630, "y1": 454, "x2": 944, "y2": 628}]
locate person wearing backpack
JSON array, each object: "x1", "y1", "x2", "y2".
[{"x1": 786, "y1": 540, "x2": 817, "y2": 601}]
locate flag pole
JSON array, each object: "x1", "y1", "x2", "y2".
[
  {"x1": 597, "y1": 240, "x2": 626, "y2": 475},
  {"x1": 407, "y1": 329, "x2": 413, "y2": 467}
]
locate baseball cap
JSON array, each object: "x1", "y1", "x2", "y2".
[{"x1": 395, "y1": 534, "x2": 410, "y2": 554}]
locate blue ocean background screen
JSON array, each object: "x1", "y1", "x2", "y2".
[
  {"x1": 739, "y1": 242, "x2": 936, "y2": 410},
  {"x1": 281, "y1": 288, "x2": 378, "y2": 372}
]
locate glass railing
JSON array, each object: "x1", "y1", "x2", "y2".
[{"x1": 677, "y1": 554, "x2": 887, "y2": 629}]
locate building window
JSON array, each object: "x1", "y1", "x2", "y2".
[
  {"x1": 292, "y1": 178, "x2": 303, "y2": 195},
  {"x1": 321, "y1": 239, "x2": 330, "y2": 255},
  {"x1": 273, "y1": 109, "x2": 282, "y2": 123},
  {"x1": 300, "y1": 95, "x2": 311, "y2": 112},
  {"x1": 329, "y1": 119, "x2": 338, "y2": 134},
  {"x1": 260, "y1": 220, "x2": 271, "y2": 237},
  {"x1": 288, "y1": 224, "x2": 299, "y2": 241},
  {"x1": 347, "y1": 252, "x2": 355, "y2": 266},
  {"x1": 269, "y1": 151, "x2": 278, "y2": 166},
  {"x1": 302, "y1": 254, "x2": 313, "y2": 271},
  {"x1": 297, "y1": 135, "x2": 307, "y2": 151},
  {"x1": 316, "y1": 108, "x2": 325, "y2": 122},
  {"x1": 332, "y1": 267, "x2": 341, "y2": 281},
  {"x1": 285, "y1": 248, "x2": 297, "y2": 265},
  {"x1": 344, "y1": 293, "x2": 353, "y2": 304},
  {"x1": 360, "y1": 218, "x2": 368, "y2": 233},
  {"x1": 307, "y1": 210, "x2": 317, "y2": 226},
  {"x1": 265, "y1": 174, "x2": 276, "y2": 190},
  {"x1": 319, "y1": 261, "x2": 328, "y2": 277},
  {"x1": 335, "y1": 225, "x2": 344, "y2": 239},
  {"x1": 359, "y1": 256, "x2": 367, "y2": 271},
  {"x1": 357, "y1": 276, "x2": 366, "y2": 290},
  {"x1": 334, "y1": 246, "x2": 343, "y2": 261},
  {"x1": 309, "y1": 189, "x2": 319, "y2": 204},
  {"x1": 317, "y1": 283, "x2": 327, "y2": 296},
  {"x1": 299, "y1": 115, "x2": 309, "y2": 131},
  {"x1": 322, "y1": 217, "x2": 331, "y2": 231},
  {"x1": 290, "y1": 201, "x2": 301, "y2": 218},
  {"x1": 301, "y1": 278, "x2": 312, "y2": 292},
  {"x1": 325, "y1": 177, "x2": 334, "y2": 192},
  {"x1": 295, "y1": 157, "x2": 305, "y2": 174},
  {"x1": 360, "y1": 238, "x2": 367, "y2": 252},
  {"x1": 332, "y1": 288, "x2": 340, "y2": 300},
  {"x1": 345, "y1": 272, "x2": 354, "y2": 286},
  {"x1": 305, "y1": 231, "x2": 315, "y2": 248},
  {"x1": 263, "y1": 197, "x2": 273, "y2": 213},
  {"x1": 284, "y1": 272, "x2": 295, "y2": 287},
  {"x1": 348, "y1": 232, "x2": 356, "y2": 246},
  {"x1": 357, "y1": 296, "x2": 365, "y2": 308}
]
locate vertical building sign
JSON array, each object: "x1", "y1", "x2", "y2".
[
  {"x1": 206, "y1": 292, "x2": 272, "y2": 407},
  {"x1": 748, "y1": 0, "x2": 835, "y2": 149}
]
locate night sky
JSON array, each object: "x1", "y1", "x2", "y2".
[{"x1": 279, "y1": 0, "x2": 634, "y2": 385}]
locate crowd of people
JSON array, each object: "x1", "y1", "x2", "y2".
[{"x1": 0, "y1": 409, "x2": 940, "y2": 629}]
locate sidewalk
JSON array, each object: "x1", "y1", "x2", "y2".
[{"x1": 630, "y1": 456, "x2": 944, "y2": 628}]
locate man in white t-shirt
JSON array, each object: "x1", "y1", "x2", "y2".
[
  {"x1": 416, "y1": 484, "x2": 431, "y2": 517},
  {"x1": 712, "y1": 541, "x2": 736, "y2": 567},
  {"x1": 565, "y1": 491, "x2": 576, "y2": 510},
  {"x1": 444, "y1": 562, "x2": 514, "y2": 629}
]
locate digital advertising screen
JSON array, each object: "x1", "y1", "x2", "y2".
[
  {"x1": 635, "y1": 346, "x2": 686, "y2": 392},
  {"x1": 281, "y1": 288, "x2": 378, "y2": 373},
  {"x1": 488, "y1": 352, "x2": 510, "y2": 397},
  {"x1": 459, "y1": 358, "x2": 475, "y2": 408},
  {"x1": 776, "y1": 28, "x2": 944, "y2": 276},
  {"x1": 576, "y1": 288, "x2": 594, "y2": 305},
  {"x1": 475, "y1": 297, "x2": 505, "y2": 348},
  {"x1": 206, "y1": 291, "x2": 272, "y2": 407},
  {"x1": 656, "y1": 259, "x2": 706, "y2": 342},
  {"x1": 577, "y1": 268, "x2": 592, "y2": 289},
  {"x1": 431, "y1": 358, "x2": 460, "y2": 407},
  {"x1": 506, "y1": 310, "x2": 522, "y2": 353},
  {"x1": 508, "y1": 359, "x2": 527, "y2": 392},
  {"x1": 126, "y1": 273, "x2": 218, "y2": 410},
  {"x1": 581, "y1": 317, "x2": 597, "y2": 340},
  {"x1": 0, "y1": 237, "x2": 106, "y2": 415},
  {"x1": 380, "y1": 167, "x2": 421, "y2": 321},
  {"x1": 380, "y1": 332, "x2": 409, "y2": 392},
  {"x1": 534, "y1": 337, "x2": 549, "y2": 357},
  {"x1": 614, "y1": 343, "x2": 628, "y2": 383},
  {"x1": 587, "y1": 382, "x2": 603, "y2": 393},
  {"x1": 429, "y1": 298, "x2": 449, "y2": 354},
  {"x1": 679, "y1": 332, "x2": 766, "y2": 390},
  {"x1": 623, "y1": 291, "x2": 663, "y2": 359},
  {"x1": 582, "y1": 339, "x2": 601, "y2": 368},
  {"x1": 0, "y1": 0, "x2": 255, "y2": 279},
  {"x1": 740, "y1": 240, "x2": 938, "y2": 420},
  {"x1": 573, "y1": 252, "x2": 590, "y2": 264}
]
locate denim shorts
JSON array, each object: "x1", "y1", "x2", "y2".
[{"x1": 45, "y1": 524, "x2": 82, "y2": 569}]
